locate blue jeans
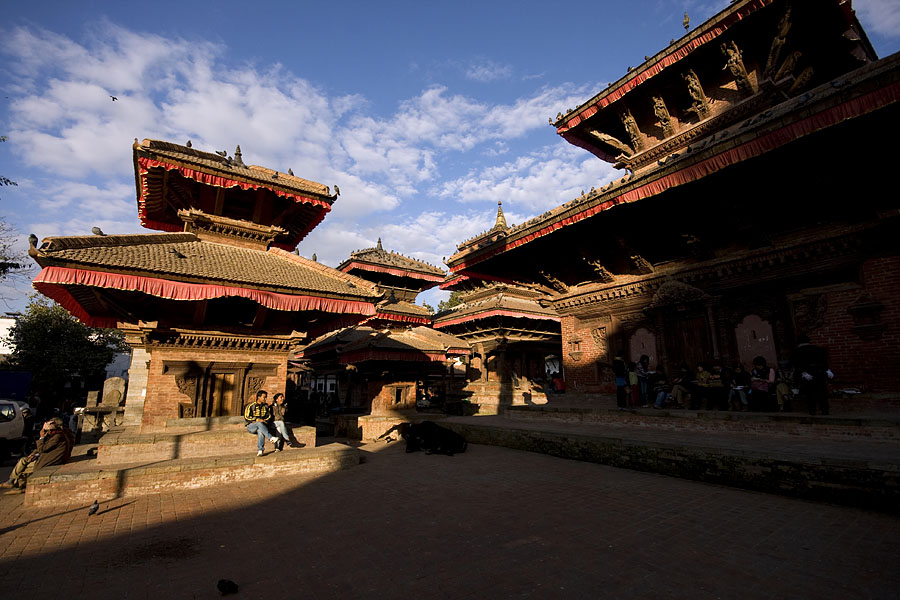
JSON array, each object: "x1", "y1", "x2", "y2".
[
  {"x1": 247, "y1": 421, "x2": 275, "y2": 451},
  {"x1": 273, "y1": 420, "x2": 290, "y2": 441}
]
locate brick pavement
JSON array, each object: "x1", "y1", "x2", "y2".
[{"x1": 1, "y1": 441, "x2": 898, "y2": 600}]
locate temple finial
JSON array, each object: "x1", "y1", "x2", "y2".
[
  {"x1": 376, "y1": 237, "x2": 383, "y2": 251},
  {"x1": 233, "y1": 145, "x2": 244, "y2": 166},
  {"x1": 495, "y1": 200, "x2": 507, "y2": 229}
]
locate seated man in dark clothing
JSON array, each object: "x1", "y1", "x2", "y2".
[
  {"x1": 1, "y1": 417, "x2": 74, "y2": 493},
  {"x1": 244, "y1": 390, "x2": 282, "y2": 456}
]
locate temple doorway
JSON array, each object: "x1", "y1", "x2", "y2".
[{"x1": 664, "y1": 314, "x2": 712, "y2": 370}]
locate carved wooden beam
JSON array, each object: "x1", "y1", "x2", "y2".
[
  {"x1": 619, "y1": 108, "x2": 644, "y2": 152},
  {"x1": 588, "y1": 130, "x2": 633, "y2": 156},
  {"x1": 721, "y1": 40, "x2": 755, "y2": 94},
  {"x1": 765, "y1": 5, "x2": 792, "y2": 77},
  {"x1": 631, "y1": 255, "x2": 654, "y2": 274},
  {"x1": 651, "y1": 96, "x2": 675, "y2": 138},
  {"x1": 583, "y1": 257, "x2": 616, "y2": 283}
]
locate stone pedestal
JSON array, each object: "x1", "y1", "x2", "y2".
[{"x1": 123, "y1": 348, "x2": 150, "y2": 427}]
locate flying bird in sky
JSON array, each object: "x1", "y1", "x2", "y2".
[{"x1": 109, "y1": 95, "x2": 117, "y2": 101}]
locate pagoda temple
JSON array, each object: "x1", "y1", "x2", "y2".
[
  {"x1": 298, "y1": 239, "x2": 470, "y2": 438},
  {"x1": 336, "y1": 236, "x2": 443, "y2": 326},
  {"x1": 446, "y1": 0, "x2": 900, "y2": 396},
  {"x1": 433, "y1": 203, "x2": 562, "y2": 413},
  {"x1": 29, "y1": 139, "x2": 380, "y2": 431}
]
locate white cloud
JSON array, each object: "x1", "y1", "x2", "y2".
[
  {"x1": 466, "y1": 59, "x2": 513, "y2": 82},
  {"x1": 436, "y1": 144, "x2": 618, "y2": 215},
  {"x1": 854, "y1": 0, "x2": 900, "y2": 39},
  {"x1": 0, "y1": 22, "x2": 619, "y2": 315}
]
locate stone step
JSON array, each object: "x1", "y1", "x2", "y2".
[
  {"x1": 504, "y1": 405, "x2": 900, "y2": 442},
  {"x1": 440, "y1": 416, "x2": 900, "y2": 512},
  {"x1": 25, "y1": 442, "x2": 359, "y2": 508},
  {"x1": 97, "y1": 423, "x2": 317, "y2": 465}
]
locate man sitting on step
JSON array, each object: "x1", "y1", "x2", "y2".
[
  {"x1": 1, "y1": 417, "x2": 74, "y2": 493},
  {"x1": 244, "y1": 390, "x2": 282, "y2": 456}
]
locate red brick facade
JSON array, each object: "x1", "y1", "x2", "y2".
[{"x1": 141, "y1": 346, "x2": 288, "y2": 431}]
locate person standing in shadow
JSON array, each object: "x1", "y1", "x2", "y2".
[{"x1": 793, "y1": 335, "x2": 833, "y2": 415}]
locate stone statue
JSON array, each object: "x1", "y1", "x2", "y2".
[
  {"x1": 722, "y1": 41, "x2": 754, "y2": 94},
  {"x1": 683, "y1": 69, "x2": 709, "y2": 118},
  {"x1": 652, "y1": 96, "x2": 675, "y2": 137},
  {"x1": 619, "y1": 108, "x2": 643, "y2": 152}
]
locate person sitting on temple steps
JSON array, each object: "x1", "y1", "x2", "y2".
[
  {"x1": 244, "y1": 390, "x2": 282, "y2": 456},
  {"x1": 271, "y1": 393, "x2": 293, "y2": 447},
  {"x1": 1, "y1": 417, "x2": 74, "y2": 493}
]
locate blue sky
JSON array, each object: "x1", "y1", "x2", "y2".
[{"x1": 2, "y1": 0, "x2": 899, "y2": 313}]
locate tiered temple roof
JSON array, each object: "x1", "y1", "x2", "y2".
[
  {"x1": 30, "y1": 233, "x2": 379, "y2": 330},
  {"x1": 447, "y1": 0, "x2": 896, "y2": 284},
  {"x1": 337, "y1": 237, "x2": 445, "y2": 326},
  {"x1": 338, "y1": 238, "x2": 444, "y2": 291},
  {"x1": 298, "y1": 325, "x2": 470, "y2": 365},
  {"x1": 133, "y1": 139, "x2": 335, "y2": 250},
  {"x1": 31, "y1": 140, "x2": 380, "y2": 338},
  {"x1": 433, "y1": 281, "x2": 560, "y2": 348}
]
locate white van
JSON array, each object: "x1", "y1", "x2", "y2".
[{"x1": 0, "y1": 400, "x2": 29, "y2": 460}]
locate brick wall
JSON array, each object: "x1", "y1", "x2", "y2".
[
  {"x1": 806, "y1": 255, "x2": 900, "y2": 392},
  {"x1": 560, "y1": 315, "x2": 615, "y2": 394},
  {"x1": 141, "y1": 347, "x2": 288, "y2": 431}
]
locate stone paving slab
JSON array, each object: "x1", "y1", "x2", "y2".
[{"x1": 0, "y1": 441, "x2": 898, "y2": 599}]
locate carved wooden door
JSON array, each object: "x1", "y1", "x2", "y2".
[
  {"x1": 665, "y1": 315, "x2": 712, "y2": 370},
  {"x1": 208, "y1": 372, "x2": 236, "y2": 417}
]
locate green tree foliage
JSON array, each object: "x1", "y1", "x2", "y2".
[
  {"x1": 437, "y1": 291, "x2": 463, "y2": 313},
  {"x1": 421, "y1": 302, "x2": 435, "y2": 314},
  {"x1": 5, "y1": 296, "x2": 129, "y2": 406}
]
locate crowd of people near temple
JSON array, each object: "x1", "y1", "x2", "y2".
[{"x1": 612, "y1": 336, "x2": 833, "y2": 415}]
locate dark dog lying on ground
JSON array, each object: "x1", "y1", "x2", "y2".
[{"x1": 377, "y1": 421, "x2": 467, "y2": 456}]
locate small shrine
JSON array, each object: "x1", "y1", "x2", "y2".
[
  {"x1": 433, "y1": 203, "x2": 561, "y2": 413},
  {"x1": 299, "y1": 239, "x2": 470, "y2": 438}
]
